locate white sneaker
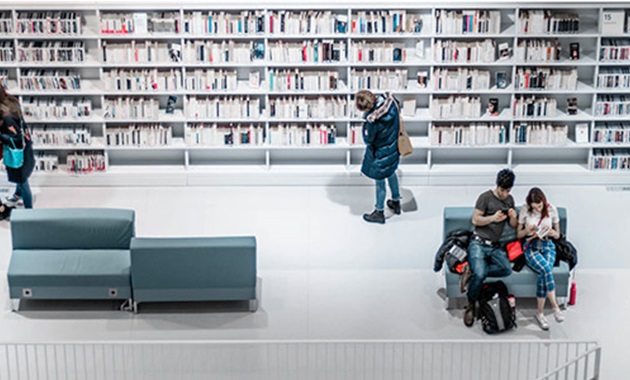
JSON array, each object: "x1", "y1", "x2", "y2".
[
  {"x1": 553, "y1": 308, "x2": 565, "y2": 323},
  {"x1": 4, "y1": 195, "x2": 23, "y2": 207},
  {"x1": 535, "y1": 313, "x2": 550, "y2": 330}
]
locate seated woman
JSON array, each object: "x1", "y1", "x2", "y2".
[{"x1": 517, "y1": 187, "x2": 565, "y2": 330}]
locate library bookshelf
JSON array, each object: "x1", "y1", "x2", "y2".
[{"x1": 1, "y1": 1, "x2": 630, "y2": 186}]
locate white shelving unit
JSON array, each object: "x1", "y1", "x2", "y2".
[{"x1": 1, "y1": 2, "x2": 630, "y2": 186}]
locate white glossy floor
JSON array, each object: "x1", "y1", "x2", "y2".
[{"x1": 0, "y1": 184, "x2": 628, "y2": 378}]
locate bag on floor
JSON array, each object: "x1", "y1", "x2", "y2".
[{"x1": 478, "y1": 281, "x2": 516, "y2": 334}]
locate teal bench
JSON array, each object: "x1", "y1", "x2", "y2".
[
  {"x1": 8, "y1": 208, "x2": 135, "y2": 311},
  {"x1": 443, "y1": 207, "x2": 571, "y2": 309},
  {"x1": 130, "y1": 236, "x2": 258, "y2": 313}
]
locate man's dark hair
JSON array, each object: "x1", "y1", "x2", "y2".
[{"x1": 496, "y1": 168, "x2": 515, "y2": 189}]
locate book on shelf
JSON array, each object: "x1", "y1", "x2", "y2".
[
  {"x1": 575, "y1": 123, "x2": 589, "y2": 143},
  {"x1": 165, "y1": 96, "x2": 177, "y2": 114},
  {"x1": 488, "y1": 98, "x2": 499, "y2": 116},
  {"x1": 132, "y1": 13, "x2": 148, "y2": 34},
  {"x1": 601, "y1": 10, "x2": 625, "y2": 35},
  {"x1": 567, "y1": 98, "x2": 578, "y2": 115},
  {"x1": 495, "y1": 71, "x2": 507, "y2": 89},
  {"x1": 417, "y1": 71, "x2": 428, "y2": 88},
  {"x1": 570, "y1": 43, "x2": 580, "y2": 60},
  {"x1": 402, "y1": 99, "x2": 416, "y2": 117},
  {"x1": 498, "y1": 43, "x2": 510, "y2": 59}
]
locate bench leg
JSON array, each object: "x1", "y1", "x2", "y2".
[
  {"x1": 249, "y1": 299, "x2": 258, "y2": 313},
  {"x1": 132, "y1": 301, "x2": 138, "y2": 314},
  {"x1": 10, "y1": 299, "x2": 20, "y2": 312}
]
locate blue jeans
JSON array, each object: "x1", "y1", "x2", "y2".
[
  {"x1": 15, "y1": 181, "x2": 33, "y2": 209},
  {"x1": 467, "y1": 240, "x2": 512, "y2": 303},
  {"x1": 525, "y1": 240, "x2": 557, "y2": 298},
  {"x1": 375, "y1": 172, "x2": 400, "y2": 211}
]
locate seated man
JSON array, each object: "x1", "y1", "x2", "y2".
[{"x1": 461, "y1": 168, "x2": 517, "y2": 327}]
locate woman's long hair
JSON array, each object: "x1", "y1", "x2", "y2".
[
  {"x1": 526, "y1": 187, "x2": 549, "y2": 219},
  {"x1": 0, "y1": 87, "x2": 22, "y2": 119}
]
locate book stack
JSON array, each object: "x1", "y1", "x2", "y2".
[
  {"x1": 268, "y1": 123, "x2": 337, "y2": 145},
  {"x1": 31, "y1": 125, "x2": 92, "y2": 145},
  {"x1": 350, "y1": 68, "x2": 408, "y2": 91},
  {"x1": 595, "y1": 95, "x2": 630, "y2": 116},
  {"x1": 17, "y1": 11, "x2": 82, "y2": 35},
  {"x1": 597, "y1": 68, "x2": 630, "y2": 89},
  {"x1": 600, "y1": 39, "x2": 630, "y2": 61},
  {"x1": 34, "y1": 154, "x2": 60, "y2": 172},
  {"x1": 106, "y1": 124, "x2": 172, "y2": 146},
  {"x1": 511, "y1": 122, "x2": 568, "y2": 144},
  {"x1": 515, "y1": 67, "x2": 578, "y2": 90},
  {"x1": 0, "y1": 41, "x2": 13, "y2": 62},
  {"x1": 67, "y1": 152, "x2": 106, "y2": 173},
  {"x1": 20, "y1": 69, "x2": 82, "y2": 91},
  {"x1": 593, "y1": 123, "x2": 630, "y2": 143},
  {"x1": 184, "y1": 40, "x2": 264, "y2": 63},
  {"x1": 185, "y1": 123, "x2": 265, "y2": 146},
  {"x1": 515, "y1": 39, "x2": 561, "y2": 62},
  {"x1": 434, "y1": 9, "x2": 501, "y2": 34},
  {"x1": 269, "y1": 69, "x2": 339, "y2": 92},
  {"x1": 433, "y1": 39, "x2": 496, "y2": 63},
  {"x1": 513, "y1": 96, "x2": 558, "y2": 117},
  {"x1": 431, "y1": 96, "x2": 482, "y2": 119},
  {"x1": 270, "y1": 11, "x2": 347, "y2": 34},
  {"x1": 430, "y1": 123, "x2": 507, "y2": 145},
  {"x1": 18, "y1": 41, "x2": 85, "y2": 62},
  {"x1": 518, "y1": 10, "x2": 579, "y2": 34},
  {"x1": 104, "y1": 97, "x2": 160, "y2": 119},
  {"x1": 23, "y1": 97, "x2": 92, "y2": 119},
  {"x1": 591, "y1": 149, "x2": 630, "y2": 170},
  {"x1": 269, "y1": 96, "x2": 347, "y2": 119},
  {"x1": 269, "y1": 40, "x2": 345, "y2": 63},
  {"x1": 185, "y1": 96, "x2": 261, "y2": 119},
  {"x1": 104, "y1": 69, "x2": 182, "y2": 91},
  {"x1": 433, "y1": 68, "x2": 490, "y2": 91},
  {"x1": 352, "y1": 10, "x2": 421, "y2": 34},
  {"x1": 184, "y1": 11, "x2": 265, "y2": 35}
]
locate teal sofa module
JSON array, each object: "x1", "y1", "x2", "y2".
[
  {"x1": 443, "y1": 207, "x2": 571, "y2": 309},
  {"x1": 130, "y1": 236, "x2": 258, "y2": 313},
  {"x1": 7, "y1": 208, "x2": 135, "y2": 311}
]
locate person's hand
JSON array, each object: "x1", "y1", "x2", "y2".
[
  {"x1": 507, "y1": 208, "x2": 517, "y2": 220},
  {"x1": 526, "y1": 224, "x2": 537, "y2": 234},
  {"x1": 493, "y1": 210, "x2": 507, "y2": 222},
  {"x1": 8, "y1": 126, "x2": 16, "y2": 134}
]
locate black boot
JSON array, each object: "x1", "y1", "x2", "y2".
[
  {"x1": 386, "y1": 199, "x2": 401, "y2": 215},
  {"x1": 363, "y1": 210, "x2": 385, "y2": 224},
  {"x1": 464, "y1": 302, "x2": 476, "y2": 327}
]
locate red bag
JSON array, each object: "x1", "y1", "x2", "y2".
[{"x1": 506, "y1": 240, "x2": 523, "y2": 261}]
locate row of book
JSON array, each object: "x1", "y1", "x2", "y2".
[
  {"x1": 351, "y1": 11, "x2": 422, "y2": 34},
  {"x1": 514, "y1": 68, "x2": 578, "y2": 90},
  {"x1": 68, "y1": 152, "x2": 106, "y2": 173},
  {"x1": 183, "y1": 40, "x2": 263, "y2": 63},
  {"x1": 30, "y1": 126, "x2": 92, "y2": 146},
  {"x1": 599, "y1": 40, "x2": 630, "y2": 61},
  {"x1": 19, "y1": 70, "x2": 81, "y2": 91},
  {"x1": 23, "y1": 97, "x2": 92, "y2": 119},
  {"x1": 102, "y1": 41, "x2": 180, "y2": 63},
  {"x1": 15, "y1": 12, "x2": 81, "y2": 35},
  {"x1": 513, "y1": 97, "x2": 557, "y2": 118},
  {"x1": 186, "y1": 96, "x2": 261, "y2": 119},
  {"x1": 100, "y1": 12, "x2": 180, "y2": 34},
  {"x1": 267, "y1": 124, "x2": 337, "y2": 146},
  {"x1": 0, "y1": 42, "x2": 14, "y2": 62},
  {"x1": 103, "y1": 68, "x2": 182, "y2": 92},
  {"x1": 431, "y1": 96, "x2": 482, "y2": 119},
  {"x1": 186, "y1": 69, "x2": 238, "y2": 91},
  {"x1": 350, "y1": 69, "x2": 413, "y2": 91},
  {"x1": 268, "y1": 96, "x2": 347, "y2": 119},
  {"x1": 34, "y1": 154, "x2": 59, "y2": 172},
  {"x1": 17, "y1": 41, "x2": 85, "y2": 62},
  {"x1": 433, "y1": 39, "x2": 496, "y2": 63},
  {"x1": 511, "y1": 123, "x2": 568, "y2": 144},
  {"x1": 185, "y1": 123, "x2": 265, "y2": 146},
  {"x1": 105, "y1": 124, "x2": 173, "y2": 146},
  {"x1": 434, "y1": 10, "x2": 501, "y2": 35},
  {"x1": 268, "y1": 69, "x2": 339, "y2": 92},
  {"x1": 0, "y1": 12, "x2": 11, "y2": 34},
  {"x1": 517, "y1": 10, "x2": 579, "y2": 34},
  {"x1": 593, "y1": 123, "x2": 630, "y2": 143},
  {"x1": 597, "y1": 69, "x2": 630, "y2": 89},
  {"x1": 269, "y1": 40, "x2": 345, "y2": 63},
  {"x1": 430, "y1": 123, "x2": 507, "y2": 145},
  {"x1": 350, "y1": 42, "x2": 405, "y2": 63},
  {"x1": 591, "y1": 149, "x2": 630, "y2": 170},
  {"x1": 270, "y1": 11, "x2": 347, "y2": 35},
  {"x1": 103, "y1": 97, "x2": 160, "y2": 119},
  {"x1": 433, "y1": 68, "x2": 490, "y2": 91},
  {"x1": 184, "y1": 11, "x2": 264, "y2": 35},
  {"x1": 595, "y1": 96, "x2": 630, "y2": 116},
  {"x1": 514, "y1": 39, "x2": 562, "y2": 62}
]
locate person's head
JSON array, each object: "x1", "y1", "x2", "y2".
[
  {"x1": 526, "y1": 187, "x2": 549, "y2": 219},
  {"x1": 0, "y1": 87, "x2": 21, "y2": 118},
  {"x1": 355, "y1": 90, "x2": 376, "y2": 112},
  {"x1": 494, "y1": 168, "x2": 515, "y2": 200}
]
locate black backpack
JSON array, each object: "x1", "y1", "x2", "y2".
[
  {"x1": 478, "y1": 281, "x2": 516, "y2": 334},
  {"x1": 553, "y1": 234, "x2": 578, "y2": 270}
]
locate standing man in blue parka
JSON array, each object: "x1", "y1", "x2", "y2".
[{"x1": 355, "y1": 90, "x2": 401, "y2": 224}]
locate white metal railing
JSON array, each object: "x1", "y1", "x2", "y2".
[{"x1": 0, "y1": 340, "x2": 600, "y2": 380}]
